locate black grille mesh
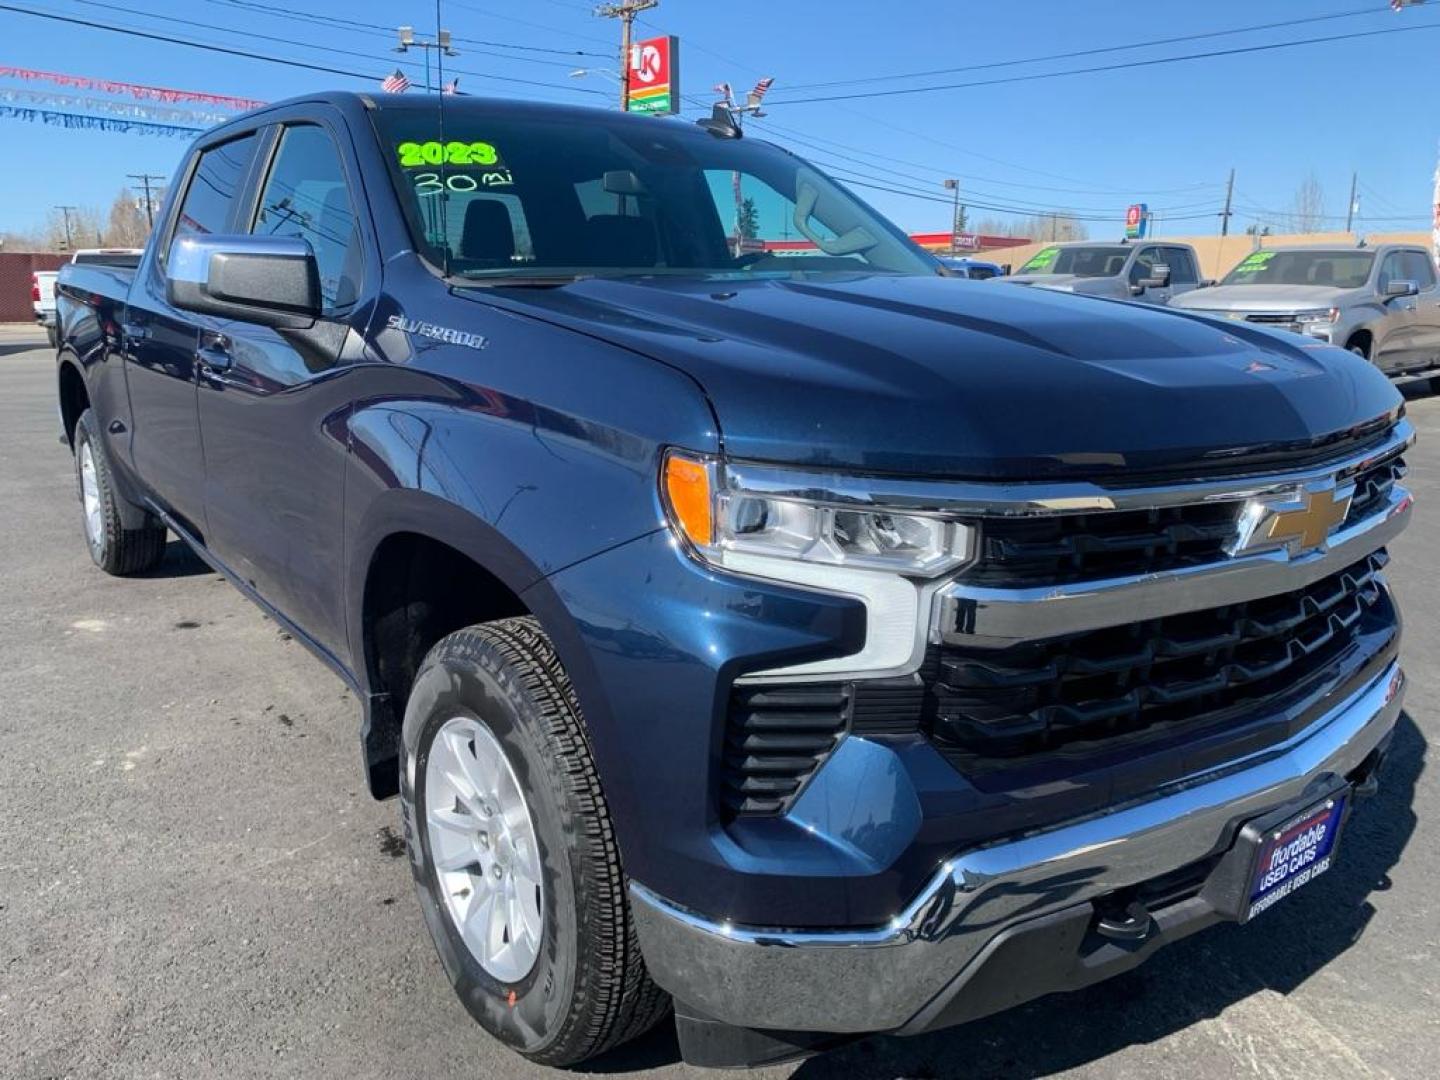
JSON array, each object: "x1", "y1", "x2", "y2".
[{"x1": 930, "y1": 551, "x2": 1389, "y2": 766}]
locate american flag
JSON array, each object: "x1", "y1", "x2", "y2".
[
  {"x1": 442, "y1": 78, "x2": 460, "y2": 95},
  {"x1": 381, "y1": 69, "x2": 411, "y2": 94},
  {"x1": 713, "y1": 81, "x2": 732, "y2": 102},
  {"x1": 749, "y1": 77, "x2": 774, "y2": 102}
]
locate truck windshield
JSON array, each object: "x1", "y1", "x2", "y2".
[
  {"x1": 370, "y1": 105, "x2": 935, "y2": 282},
  {"x1": 1222, "y1": 250, "x2": 1374, "y2": 288},
  {"x1": 1019, "y1": 246, "x2": 1130, "y2": 277}
]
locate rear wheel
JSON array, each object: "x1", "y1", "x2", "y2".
[
  {"x1": 400, "y1": 617, "x2": 669, "y2": 1066},
  {"x1": 73, "y1": 409, "x2": 167, "y2": 575}
]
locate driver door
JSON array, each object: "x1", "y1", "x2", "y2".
[
  {"x1": 194, "y1": 115, "x2": 375, "y2": 658},
  {"x1": 1373, "y1": 250, "x2": 1420, "y2": 374}
]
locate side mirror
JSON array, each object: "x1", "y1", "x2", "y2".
[
  {"x1": 1138, "y1": 264, "x2": 1172, "y2": 290},
  {"x1": 167, "y1": 235, "x2": 321, "y2": 328},
  {"x1": 1383, "y1": 279, "x2": 1419, "y2": 300},
  {"x1": 1199, "y1": 278, "x2": 1217, "y2": 288}
]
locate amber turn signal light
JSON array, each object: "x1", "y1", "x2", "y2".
[{"x1": 663, "y1": 453, "x2": 713, "y2": 548}]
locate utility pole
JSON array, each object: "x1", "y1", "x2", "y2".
[
  {"x1": 127, "y1": 173, "x2": 165, "y2": 229},
  {"x1": 395, "y1": 26, "x2": 458, "y2": 93},
  {"x1": 943, "y1": 178, "x2": 962, "y2": 253},
  {"x1": 1220, "y1": 168, "x2": 1235, "y2": 236},
  {"x1": 595, "y1": 0, "x2": 658, "y2": 110},
  {"x1": 54, "y1": 205, "x2": 77, "y2": 251},
  {"x1": 1346, "y1": 171, "x2": 1359, "y2": 232}
]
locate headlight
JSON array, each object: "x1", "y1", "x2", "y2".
[
  {"x1": 661, "y1": 451, "x2": 975, "y2": 679},
  {"x1": 1296, "y1": 307, "x2": 1340, "y2": 324},
  {"x1": 662, "y1": 451, "x2": 973, "y2": 577}
]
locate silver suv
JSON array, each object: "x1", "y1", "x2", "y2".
[
  {"x1": 1170, "y1": 244, "x2": 1440, "y2": 376},
  {"x1": 1003, "y1": 241, "x2": 1204, "y2": 305}
]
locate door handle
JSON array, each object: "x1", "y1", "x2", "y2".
[{"x1": 196, "y1": 331, "x2": 234, "y2": 374}]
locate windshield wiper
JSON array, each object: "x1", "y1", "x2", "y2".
[{"x1": 450, "y1": 273, "x2": 593, "y2": 289}]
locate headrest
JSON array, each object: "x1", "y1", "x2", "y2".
[{"x1": 461, "y1": 199, "x2": 516, "y2": 264}]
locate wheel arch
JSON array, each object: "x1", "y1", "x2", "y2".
[
  {"x1": 57, "y1": 356, "x2": 90, "y2": 449},
  {"x1": 347, "y1": 489, "x2": 609, "y2": 800}
]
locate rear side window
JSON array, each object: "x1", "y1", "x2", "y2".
[
  {"x1": 252, "y1": 124, "x2": 361, "y2": 310},
  {"x1": 172, "y1": 133, "x2": 260, "y2": 240}
]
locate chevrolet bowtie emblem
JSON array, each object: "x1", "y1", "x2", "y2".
[{"x1": 1230, "y1": 481, "x2": 1353, "y2": 558}]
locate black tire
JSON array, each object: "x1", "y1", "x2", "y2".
[
  {"x1": 399, "y1": 617, "x2": 669, "y2": 1067},
  {"x1": 73, "y1": 409, "x2": 167, "y2": 576}
]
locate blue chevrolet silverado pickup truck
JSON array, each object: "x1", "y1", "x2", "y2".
[{"x1": 55, "y1": 92, "x2": 1413, "y2": 1068}]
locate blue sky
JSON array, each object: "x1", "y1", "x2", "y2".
[{"x1": 2, "y1": 0, "x2": 1438, "y2": 239}]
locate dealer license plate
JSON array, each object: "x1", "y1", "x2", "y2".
[{"x1": 1244, "y1": 794, "x2": 1347, "y2": 922}]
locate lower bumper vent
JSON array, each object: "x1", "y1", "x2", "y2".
[{"x1": 722, "y1": 684, "x2": 849, "y2": 816}]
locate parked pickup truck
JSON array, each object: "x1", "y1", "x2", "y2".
[
  {"x1": 33, "y1": 270, "x2": 58, "y2": 347},
  {"x1": 1170, "y1": 244, "x2": 1440, "y2": 378},
  {"x1": 55, "y1": 92, "x2": 1412, "y2": 1069},
  {"x1": 1006, "y1": 239, "x2": 1205, "y2": 304}
]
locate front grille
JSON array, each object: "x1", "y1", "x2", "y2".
[
  {"x1": 1242, "y1": 312, "x2": 1304, "y2": 328},
  {"x1": 1345, "y1": 455, "x2": 1406, "y2": 527},
  {"x1": 722, "y1": 684, "x2": 849, "y2": 816},
  {"x1": 969, "y1": 452, "x2": 1405, "y2": 587},
  {"x1": 929, "y1": 552, "x2": 1390, "y2": 769},
  {"x1": 972, "y1": 503, "x2": 1239, "y2": 586}
]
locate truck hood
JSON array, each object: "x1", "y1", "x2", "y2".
[
  {"x1": 463, "y1": 273, "x2": 1399, "y2": 480},
  {"x1": 1170, "y1": 284, "x2": 1356, "y2": 314},
  {"x1": 1001, "y1": 272, "x2": 1121, "y2": 295}
]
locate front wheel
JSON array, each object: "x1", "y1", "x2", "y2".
[{"x1": 400, "y1": 617, "x2": 669, "y2": 1066}]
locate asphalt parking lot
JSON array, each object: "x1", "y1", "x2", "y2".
[{"x1": 2, "y1": 320, "x2": 1437, "y2": 1080}]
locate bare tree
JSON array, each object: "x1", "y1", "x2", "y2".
[
  {"x1": 105, "y1": 188, "x2": 152, "y2": 248},
  {"x1": 43, "y1": 206, "x2": 104, "y2": 252},
  {"x1": 1287, "y1": 173, "x2": 1327, "y2": 233},
  {"x1": 972, "y1": 212, "x2": 1089, "y2": 243},
  {"x1": 0, "y1": 227, "x2": 45, "y2": 250}
]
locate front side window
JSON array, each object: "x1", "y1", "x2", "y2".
[
  {"x1": 370, "y1": 106, "x2": 934, "y2": 282},
  {"x1": 1376, "y1": 252, "x2": 1406, "y2": 293},
  {"x1": 1400, "y1": 251, "x2": 1436, "y2": 289},
  {"x1": 1162, "y1": 247, "x2": 1198, "y2": 284},
  {"x1": 172, "y1": 132, "x2": 260, "y2": 241},
  {"x1": 1128, "y1": 248, "x2": 1162, "y2": 285},
  {"x1": 253, "y1": 125, "x2": 360, "y2": 310}
]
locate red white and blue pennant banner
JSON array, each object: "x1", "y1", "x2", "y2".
[{"x1": 0, "y1": 66, "x2": 264, "y2": 111}]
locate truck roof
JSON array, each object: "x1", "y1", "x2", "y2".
[{"x1": 217, "y1": 90, "x2": 707, "y2": 139}]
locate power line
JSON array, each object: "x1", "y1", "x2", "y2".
[
  {"x1": 66, "y1": 0, "x2": 606, "y2": 94},
  {"x1": 780, "y1": 6, "x2": 1386, "y2": 92},
  {"x1": 749, "y1": 119, "x2": 1225, "y2": 220},
  {"x1": 771, "y1": 21, "x2": 1440, "y2": 105},
  {"x1": 10, "y1": 3, "x2": 605, "y2": 97},
  {"x1": 198, "y1": 0, "x2": 612, "y2": 58},
  {"x1": 445, "y1": 0, "x2": 617, "y2": 49},
  {"x1": 752, "y1": 115, "x2": 1224, "y2": 200}
]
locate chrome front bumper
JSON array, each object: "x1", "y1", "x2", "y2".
[{"x1": 631, "y1": 660, "x2": 1405, "y2": 1034}]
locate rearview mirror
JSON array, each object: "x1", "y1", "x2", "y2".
[
  {"x1": 1383, "y1": 279, "x2": 1419, "y2": 300},
  {"x1": 167, "y1": 235, "x2": 321, "y2": 328}
]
